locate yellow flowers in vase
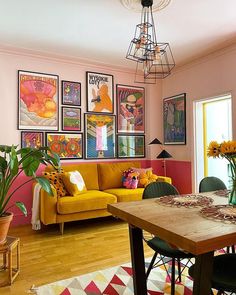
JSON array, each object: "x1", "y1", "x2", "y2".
[{"x1": 207, "y1": 140, "x2": 236, "y2": 205}]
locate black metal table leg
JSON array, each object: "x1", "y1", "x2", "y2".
[
  {"x1": 192, "y1": 251, "x2": 214, "y2": 295},
  {"x1": 129, "y1": 225, "x2": 147, "y2": 295}
]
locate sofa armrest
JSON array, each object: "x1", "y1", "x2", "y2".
[
  {"x1": 157, "y1": 176, "x2": 172, "y2": 184},
  {"x1": 40, "y1": 185, "x2": 58, "y2": 225}
]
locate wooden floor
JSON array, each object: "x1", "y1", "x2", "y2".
[{"x1": 0, "y1": 217, "x2": 154, "y2": 295}]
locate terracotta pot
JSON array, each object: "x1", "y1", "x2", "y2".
[{"x1": 0, "y1": 212, "x2": 13, "y2": 245}]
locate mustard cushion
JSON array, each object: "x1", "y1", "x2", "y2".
[
  {"x1": 45, "y1": 163, "x2": 99, "y2": 190},
  {"x1": 62, "y1": 171, "x2": 87, "y2": 196},
  {"x1": 98, "y1": 161, "x2": 141, "y2": 190},
  {"x1": 104, "y1": 188, "x2": 144, "y2": 202},
  {"x1": 140, "y1": 170, "x2": 158, "y2": 187},
  {"x1": 131, "y1": 167, "x2": 153, "y2": 187},
  {"x1": 43, "y1": 171, "x2": 67, "y2": 198},
  {"x1": 57, "y1": 190, "x2": 117, "y2": 214}
]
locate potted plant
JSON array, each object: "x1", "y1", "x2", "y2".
[{"x1": 0, "y1": 145, "x2": 60, "y2": 244}]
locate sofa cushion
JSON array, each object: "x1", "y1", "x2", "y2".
[
  {"x1": 45, "y1": 163, "x2": 99, "y2": 190},
  {"x1": 98, "y1": 161, "x2": 141, "y2": 190},
  {"x1": 104, "y1": 188, "x2": 144, "y2": 202},
  {"x1": 62, "y1": 171, "x2": 87, "y2": 196},
  {"x1": 57, "y1": 190, "x2": 117, "y2": 214}
]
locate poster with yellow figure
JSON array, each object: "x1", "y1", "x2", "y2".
[
  {"x1": 86, "y1": 72, "x2": 114, "y2": 114},
  {"x1": 18, "y1": 70, "x2": 59, "y2": 130}
]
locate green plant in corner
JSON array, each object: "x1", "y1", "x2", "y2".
[{"x1": 0, "y1": 145, "x2": 60, "y2": 217}]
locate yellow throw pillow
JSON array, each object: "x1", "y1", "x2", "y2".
[
  {"x1": 43, "y1": 171, "x2": 67, "y2": 198},
  {"x1": 139, "y1": 170, "x2": 158, "y2": 187},
  {"x1": 62, "y1": 171, "x2": 87, "y2": 196}
]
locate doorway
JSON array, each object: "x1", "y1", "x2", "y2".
[{"x1": 194, "y1": 94, "x2": 232, "y2": 190}]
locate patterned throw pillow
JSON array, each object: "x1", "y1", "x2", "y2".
[
  {"x1": 62, "y1": 171, "x2": 87, "y2": 196},
  {"x1": 122, "y1": 169, "x2": 139, "y2": 189},
  {"x1": 130, "y1": 167, "x2": 153, "y2": 187},
  {"x1": 43, "y1": 170, "x2": 67, "y2": 198}
]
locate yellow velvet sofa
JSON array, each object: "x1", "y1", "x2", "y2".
[{"x1": 39, "y1": 161, "x2": 171, "y2": 234}]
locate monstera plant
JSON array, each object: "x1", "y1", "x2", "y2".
[{"x1": 0, "y1": 145, "x2": 60, "y2": 244}]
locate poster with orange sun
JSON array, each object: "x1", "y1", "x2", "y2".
[{"x1": 18, "y1": 70, "x2": 59, "y2": 130}]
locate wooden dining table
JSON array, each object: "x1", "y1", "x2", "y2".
[{"x1": 108, "y1": 193, "x2": 236, "y2": 295}]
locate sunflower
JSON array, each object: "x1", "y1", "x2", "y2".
[
  {"x1": 207, "y1": 141, "x2": 220, "y2": 158},
  {"x1": 220, "y1": 140, "x2": 236, "y2": 155}
]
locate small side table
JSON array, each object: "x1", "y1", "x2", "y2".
[{"x1": 0, "y1": 236, "x2": 20, "y2": 286}]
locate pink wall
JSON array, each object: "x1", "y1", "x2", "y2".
[{"x1": 3, "y1": 45, "x2": 223, "y2": 227}]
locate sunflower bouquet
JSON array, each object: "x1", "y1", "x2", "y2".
[{"x1": 207, "y1": 140, "x2": 236, "y2": 204}]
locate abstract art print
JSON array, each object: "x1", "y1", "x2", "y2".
[
  {"x1": 117, "y1": 135, "x2": 145, "y2": 158},
  {"x1": 18, "y1": 70, "x2": 59, "y2": 130},
  {"x1": 84, "y1": 113, "x2": 115, "y2": 159},
  {"x1": 61, "y1": 80, "x2": 81, "y2": 106},
  {"x1": 62, "y1": 107, "x2": 81, "y2": 131},
  {"x1": 46, "y1": 132, "x2": 83, "y2": 159},
  {"x1": 21, "y1": 131, "x2": 44, "y2": 148},
  {"x1": 117, "y1": 84, "x2": 145, "y2": 133},
  {"x1": 86, "y1": 72, "x2": 114, "y2": 113},
  {"x1": 163, "y1": 93, "x2": 186, "y2": 145}
]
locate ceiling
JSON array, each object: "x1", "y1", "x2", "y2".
[{"x1": 1, "y1": 0, "x2": 236, "y2": 70}]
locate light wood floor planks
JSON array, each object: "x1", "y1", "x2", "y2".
[{"x1": 0, "y1": 217, "x2": 154, "y2": 295}]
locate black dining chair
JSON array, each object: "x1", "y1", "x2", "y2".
[
  {"x1": 188, "y1": 253, "x2": 236, "y2": 295},
  {"x1": 199, "y1": 176, "x2": 235, "y2": 254},
  {"x1": 142, "y1": 181, "x2": 194, "y2": 295},
  {"x1": 199, "y1": 176, "x2": 227, "y2": 193}
]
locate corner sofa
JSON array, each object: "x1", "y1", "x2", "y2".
[{"x1": 39, "y1": 161, "x2": 171, "y2": 234}]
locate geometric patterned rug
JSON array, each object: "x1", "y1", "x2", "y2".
[{"x1": 34, "y1": 257, "x2": 194, "y2": 295}]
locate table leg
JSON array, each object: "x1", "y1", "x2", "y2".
[
  {"x1": 129, "y1": 225, "x2": 147, "y2": 295},
  {"x1": 192, "y1": 251, "x2": 214, "y2": 295}
]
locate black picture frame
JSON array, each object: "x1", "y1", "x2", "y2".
[
  {"x1": 61, "y1": 80, "x2": 81, "y2": 106},
  {"x1": 163, "y1": 93, "x2": 186, "y2": 145},
  {"x1": 117, "y1": 134, "x2": 145, "y2": 158},
  {"x1": 61, "y1": 106, "x2": 81, "y2": 131},
  {"x1": 86, "y1": 71, "x2": 114, "y2": 114}
]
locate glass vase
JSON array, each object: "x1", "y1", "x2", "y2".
[{"x1": 229, "y1": 169, "x2": 236, "y2": 205}]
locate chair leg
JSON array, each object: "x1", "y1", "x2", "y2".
[
  {"x1": 177, "y1": 258, "x2": 181, "y2": 282},
  {"x1": 146, "y1": 252, "x2": 158, "y2": 279},
  {"x1": 226, "y1": 246, "x2": 230, "y2": 253},
  {"x1": 231, "y1": 245, "x2": 235, "y2": 253},
  {"x1": 171, "y1": 258, "x2": 175, "y2": 295}
]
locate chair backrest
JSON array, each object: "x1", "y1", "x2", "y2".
[
  {"x1": 142, "y1": 181, "x2": 179, "y2": 199},
  {"x1": 199, "y1": 176, "x2": 227, "y2": 193}
]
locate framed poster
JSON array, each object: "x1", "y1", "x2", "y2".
[
  {"x1": 61, "y1": 107, "x2": 81, "y2": 131},
  {"x1": 163, "y1": 93, "x2": 186, "y2": 145},
  {"x1": 84, "y1": 113, "x2": 115, "y2": 159},
  {"x1": 117, "y1": 84, "x2": 145, "y2": 133},
  {"x1": 86, "y1": 71, "x2": 114, "y2": 113},
  {"x1": 117, "y1": 135, "x2": 145, "y2": 158},
  {"x1": 21, "y1": 131, "x2": 44, "y2": 148},
  {"x1": 45, "y1": 132, "x2": 83, "y2": 159},
  {"x1": 61, "y1": 80, "x2": 81, "y2": 106},
  {"x1": 18, "y1": 70, "x2": 59, "y2": 130}
]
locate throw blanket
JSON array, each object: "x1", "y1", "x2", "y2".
[{"x1": 31, "y1": 183, "x2": 41, "y2": 230}]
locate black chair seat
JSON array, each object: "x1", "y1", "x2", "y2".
[
  {"x1": 147, "y1": 237, "x2": 194, "y2": 259},
  {"x1": 188, "y1": 254, "x2": 236, "y2": 292}
]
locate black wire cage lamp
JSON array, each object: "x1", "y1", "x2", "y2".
[{"x1": 126, "y1": 0, "x2": 175, "y2": 83}]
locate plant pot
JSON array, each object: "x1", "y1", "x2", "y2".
[{"x1": 0, "y1": 212, "x2": 13, "y2": 245}]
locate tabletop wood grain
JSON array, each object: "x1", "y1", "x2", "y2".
[{"x1": 108, "y1": 193, "x2": 236, "y2": 255}]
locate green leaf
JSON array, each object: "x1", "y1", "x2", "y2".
[
  {"x1": 15, "y1": 201, "x2": 27, "y2": 216},
  {"x1": 0, "y1": 145, "x2": 16, "y2": 153},
  {"x1": 0, "y1": 156, "x2": 7, "y2": 173},
  {"x1": 36, "y1": 177, "x2": 53, "y2": 196},
  {"x1": 10, "y1": 146, "x2": 19, "y2": 176}
]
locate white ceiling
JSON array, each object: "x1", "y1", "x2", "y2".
[{"x1": 0, "y1": 0, "x2": 236, "y2": 70}]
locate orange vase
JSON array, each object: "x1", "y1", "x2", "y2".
[{"x1": 0, "y1": 212, "x2": 13, "y2": 245}]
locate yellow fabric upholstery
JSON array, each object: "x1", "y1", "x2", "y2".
[
  {"x1": 45, "y1": 163, "x2": 99, "y2": 190},
  {"x1": 38, "y1": 161, "x2": 172, "y2": 230},
  {"x1": 57, "y1": 190, "x2": 116, "y2": 214},
  {"x1": 62, "y1": 171, "x2": 87, "y2": 195},
  {"x1": 139, "y1": 170, "x2": 158, "y2": 187},
  {"x1": 98, "y1": 161, "x2": 141, "y2": 190},
  {"x1": 104, "y1": 188, "x2": 144, "y2": 202}
]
